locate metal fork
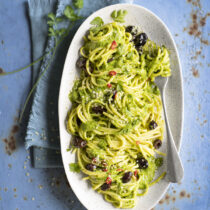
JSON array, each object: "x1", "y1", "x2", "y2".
[{"x1": 155, "y1": 76, "x2": 184, "y2": 183}]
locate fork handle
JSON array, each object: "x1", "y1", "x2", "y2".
[{"x1": 161, "y1": 90, "x2": 184, "y2": 183}]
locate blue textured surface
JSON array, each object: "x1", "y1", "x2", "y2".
[{"x1": 0, "y1": 0, "x2": 210, "y2": 210}]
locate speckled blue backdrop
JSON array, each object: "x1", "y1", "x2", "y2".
[{"x1": 0, "y1": 0, "x2": 210, "y2": 210}]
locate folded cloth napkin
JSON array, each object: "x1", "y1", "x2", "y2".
[{"x1": 26, "y1": 0, "x2": 133, "y2": 168}]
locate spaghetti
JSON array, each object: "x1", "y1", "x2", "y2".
[{"x1": 67, "y1": 19, "x2": 171, "y2": 208}]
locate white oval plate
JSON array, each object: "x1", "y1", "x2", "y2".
[{"x1": 58, "y1": 4, "x2": 183, "y2": 210}]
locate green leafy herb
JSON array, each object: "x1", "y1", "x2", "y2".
[
  {"x1": 98, "y1": 139, "x2": 108, "y2": 149},
  {"x1": 66, "y1": 148, "x2": 70, "y2": 152},
  {"x1": 90, "y1": 17, "x2": 104, "y2": 27},
  {"x1": 119, "y1": 118, "x2": 140, "y2": 134},
  {"x1": 81, "y1": 121, "x2": 97, "y2": 132},
  {"x1": 111, "y1": 10, "x2": 128, "y2": 23},
  {"x1": 64, "y1": 5, "x2": 81, "y2": 21},
  {"x1": 69, "y1": 163, "x2": 81, "y2": 173},
  {"x1": 155, "y1": 157, "x2": 163, "y2": 167},
  {"x1": 73, "y1": 0, "x2": 84, "y2": 9},
  {"x1": 116, "y1": 81, "x2": 124, "y2": 91}
]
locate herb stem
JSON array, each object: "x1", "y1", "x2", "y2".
[
  {"x1": 19, "y1": 44, "x2": 58, "y2": 122},
  {"x1": 0, "y1": 54, "x2": 46, "y2": 76}
]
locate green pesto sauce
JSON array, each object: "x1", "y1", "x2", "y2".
[{"x1": 139, "y1": 157, "x2": 157, "y2": 189}]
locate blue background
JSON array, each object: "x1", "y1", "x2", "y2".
[{"x1": 0, "y1": 0, "x2": 209, "y2": 210}]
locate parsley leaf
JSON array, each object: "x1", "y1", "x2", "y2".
[
  {"x1": 90, "y1": 17, "x2": 104, "y2": 27},
  {"x1": 98, "y1": 139, "x2": 108, "y2": 149},
  {"x1": 69, "y1": 163, "x2": 81, "y2": 173},
  {"x1": 116, "y1": 81, "x2": 124, "y2": 91},
  {"x1": 111, "y1": 10, "x2": 128, "y2": 23},
  {"x1": 155, "y1": 157, "x2": 163, "y2": 167},
  {"x1": 64, "y1": 5, "x2": 81, "y2": 21},
  {"x1": 73, "y1": 0, "x2": 84, "y2": 9}
]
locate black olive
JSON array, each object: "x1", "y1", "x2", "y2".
[
  {"x1": 92, "y1": 106, "x2": 107, "y2": 114},
  {"x1": 101, "y1": 183, "x2": 111, "y2": 191},
  {"x1": 122, "y1": 171, "x2": 133, "y2": 183},
  {"x1": 76, "y1": 57, "x2": 86, "y2": 69},
  {"x1": 126, "y1": 26, "x2": 137, "y2": 36},
  {"x1": 137, "y1": 157, "x2": 148, "y2": 169},
  {"x1": 153, "y1": 139, "x2": 162, "y2": 149},
  {"x1": 134, "y1": 33, "x2": 148, "y2": 47},
  {"x1": 73, "y1": 137, "x2": 87, "y2": 148},
  {"x1": 85, "y1": 163, "x2": 96, "y2": 171},
  {"x1": 77, "y1": 118, "x2": 81, "y2": 126},
  {"x1": 149, "y1": 120, "x2": 158, "y2": 130}
]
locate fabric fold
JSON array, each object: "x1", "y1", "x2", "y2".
[{"x1": 26, "y1": 0, "x2": 133, "y2": 168}]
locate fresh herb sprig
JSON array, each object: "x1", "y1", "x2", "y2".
[
  {"x1": 111, "y1": 10, "x2": 128, "y2": 23},
  {"x1": 69, "y1": 163, "x2": 81, "y2": 173},
  {"x1": 0, "y1": 1, "x2": 84, "y2": 122}
]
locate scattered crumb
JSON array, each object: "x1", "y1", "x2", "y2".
[
  {"x1": 32, "y1": 197, "x2": 35, "y2": 201},
  {"x1": 4, "y1": 188, "x2": 8, "y2": 192},
  {"x1": 23, "y1": 196, "x2": 28, "y2": 201},
  {"x1": 2, "y1": 124, "x2": 19, "y2": 155},
  {"x1": 8, "y1": 164, "x2": 12, "y2": 168},
  {"x1": 180, "y1": 190, "x2": 186, "y2": 198},
  {"x1": 191, "y1": 67, "x2": 200, "y2": 78},
  {"x1": 185, "y1": 0, "x2": 210, "y2": 45},
  {"x1": 38, "y1": 185, "x2": 43, "y2": 189},
  {"x1": 159, "y1": 199, "x2": 164, "y2": 204},
  {"x1": 165, "y1": 194, "x2": 170, "y2": 200},
  {"x1": 13, "y1": 188, "x2": 17, "y2": 192}
]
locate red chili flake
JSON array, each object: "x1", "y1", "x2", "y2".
[
  {"x1": 107, "y1": 83, "x2": 112, "y2": 88},
  {"x1": 92, "y1": 158, "x2": 97, "y2": 164},
  {"x1": 116, "y1": 169, "x2": 123, "y2": 172},
  {"x1": 109, "y1": 71, "x2": 117, "y2": 76},
  {"x1": 110, "y1": 41, "x2": 117, "y2": 50},
  {"x1": 134, "y1": 170, "x2": 138, "y2": 177},
  {"x1": 136, "y1": 141, "x2": 140, "y2": 145},
  {"x1": 102, "y1": 168, "x2": 108, "y2": 172},
  {"x1": 106, "y1": 176, "x2": 112, "y2": 184}
]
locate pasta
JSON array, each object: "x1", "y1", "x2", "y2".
[{"x1": 67, "y1": 18, "x2": 171, "y2": 208}]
